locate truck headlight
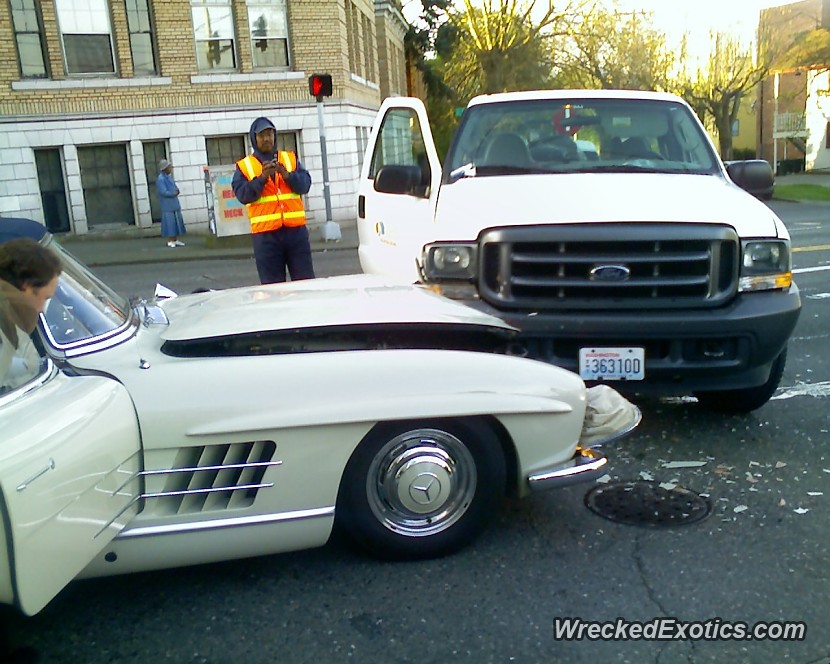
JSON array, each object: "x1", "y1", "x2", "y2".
[
  {"x1": 423, "y1": 243, "x2": 478, "y2": 281},
  {"x1": 739, "y1": 240, "x2": 792, "y2": 292}
]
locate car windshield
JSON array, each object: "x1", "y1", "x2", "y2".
[
  {"x1": 445, "y1": 97, "x2": 719, "y2": 178},
  {"x1": 42, "y1": 238, "x2": 131, "y2": 348}
]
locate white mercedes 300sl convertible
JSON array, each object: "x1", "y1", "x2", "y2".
[{"x1": 0, "y1": 218, "x2": 639, "y2": 616}]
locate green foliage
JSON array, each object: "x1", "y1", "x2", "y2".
[
  {"x1": 675, "y1": 31, "x2": 769, "y2": 160},
  {"x1": 774, "y1": 183, "x2": 830, "y2": 201},
  {"x1": 772, "y1": 28, "x2": 830, "y2": 71},
  {"x1": 558, "y1": 3, "x2": 676, "y2": 91},
  {"x1": 441, "y1": 0, "x2": 578, "y2": 98},
  {"x1": 732, "y1": 147, "x2": 757, "y2": 160}
]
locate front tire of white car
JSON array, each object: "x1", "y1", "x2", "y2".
[{"x1": 336, "y1": 418, "x2": 506, "y2": 560}]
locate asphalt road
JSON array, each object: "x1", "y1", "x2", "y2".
[{"x1": 2, "y1": 201, "x2": 829, "y2": 664}]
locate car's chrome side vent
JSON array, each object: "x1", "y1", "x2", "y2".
[{"x1": 142, "y1": 441, "x2": 280, "y2": 515}]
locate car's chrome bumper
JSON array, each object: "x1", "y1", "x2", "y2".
[{"x1": 527, "y1": 447, "x2": 607, "y2": 492}]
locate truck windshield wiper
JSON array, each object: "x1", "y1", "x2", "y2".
[{"x1": 448, "y1": 162, "x2": 477, "y2": 182}]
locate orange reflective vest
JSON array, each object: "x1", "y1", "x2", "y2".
[{"x1": 236, "y1": 152, "x2": 307, "y2": 234}]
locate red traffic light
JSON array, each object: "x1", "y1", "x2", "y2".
[{"x1": 309, "y1": 74, "x2": 333, "y2": 98}]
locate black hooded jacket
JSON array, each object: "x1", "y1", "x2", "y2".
[{"x1": 232, "y1": 117, "x2": 312, "y2": 205}]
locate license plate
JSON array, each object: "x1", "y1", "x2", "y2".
[{"x1": 579, "y1": 347, "x2": 645, "y2": 381}]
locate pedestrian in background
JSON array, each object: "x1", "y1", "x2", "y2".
[
  {"x1": 232, "y1": 117, "x2": 314, "y2": 284},
  {"x1": 156, "y1": 159, "x2": 186, "y2": 248}
]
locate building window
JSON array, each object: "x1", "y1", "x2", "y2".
[
  {"x1": 55, "y1": 0, "x2": 116, "y2": 75},
  {"x1": 362, "y1": 13, "x2": 375, "y2": 82},
  {"x1": 10, "y1": 0, "x2": 48, "y2": 78},
  {"x1": 206, "y1": 136, "x2": 247, "y2": 166},
  {"x1": 34, "y1": 149, "x2": 70, "y2": 233},
  {"x1": 126, "y1": 0, "x2": 158, "y2": 75},
  {"x1": 731, "y1": 119, "x2": 740, "y2": 137},
  {"x1": 191, "y1": 0, "x2": 237, "y2": 71},
  {"x1": 247, "y1": 0, "x2": 289, "y2": 69},
  {"x1": 825, "y1": 122, "x2": 830, "y2": 149},
  {"x1": 346, "y1": 0, "x2": 359, "y2": 76},
  {"x1": 143, "y1": 141, "x2": 168, "y2": 223},
  {"x1": 77, "y1": 145, "x2": 134, "y2": 227},
  {"x1": 206, "y1": 132, "x2": 298, "y2": 167}
]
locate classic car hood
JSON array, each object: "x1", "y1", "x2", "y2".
[
  {"x1": 159, "y1": 274, "x2": 515, "y2": 341},
  {"x1": 433, "y1": 172, "x2": 784, "y2": 239}
]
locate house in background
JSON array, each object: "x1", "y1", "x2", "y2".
[
  {"x1": 731, "y1": 94, "x2": 759, "y2": 158},
  {"x1": 0, "y1": 0, "x2": 413, "y2": 237},
  {"x1": 757, "y1": 0, "x2": 830, "y2": 174}
]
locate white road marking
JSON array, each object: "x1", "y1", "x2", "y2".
[
  {"x1": 793, "y1": 265, "x2": 830, "y2": 274},
  {"x1": 772, "y1": 381, "x2": 830, "y2": 400}
]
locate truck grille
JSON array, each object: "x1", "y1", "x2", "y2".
[{"x1": 479, "y1": 224, "x2": 739, "y2": 310}]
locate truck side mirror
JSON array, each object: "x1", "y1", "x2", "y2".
[
  {"x1": 725, "y1": 159, "x2": 775, "y2": 201},
  {"x1": 374, "y1": 165, "x2": 427, "y2": 197}
]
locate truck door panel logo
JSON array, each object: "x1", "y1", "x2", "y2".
[{"x1": 589, "y1": 265, "x2": 631, "y2": 281}]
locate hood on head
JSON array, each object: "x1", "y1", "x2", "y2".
[{"x1": 249, "y1": 117, "x2": 276, "y2": 155}]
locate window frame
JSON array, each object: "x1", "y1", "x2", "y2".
[
  {"x1": 191, "y1": 0, "x2": 238, "y2": 72},
  {"x1": 246, "y1": 0, "x2": 291, "y2": 70},
  {"x1": 54, "y1": 0, "x2": 117, "y2": 76},
  {"x1": 10, "y1": 0, "x2": 49, "y2": 79},
  {"x1": 126, "y1": 0, "x2": 158, "y2": 76}
]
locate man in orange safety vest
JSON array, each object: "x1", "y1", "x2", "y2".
[{"x1": 232, "y1": 116, "x2": 315, "y2": 283}]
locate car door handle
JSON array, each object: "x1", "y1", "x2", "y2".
[{"x1": 16, "y1": 458, "x2": 56, "y2": 492}]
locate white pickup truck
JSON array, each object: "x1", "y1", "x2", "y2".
[{"x1": 356, "y1": 90, "x2": 801, "y2": 413}]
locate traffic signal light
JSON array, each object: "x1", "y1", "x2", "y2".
[{"x1": 309, "y1": 74, "x2": 333, "y2": 99}]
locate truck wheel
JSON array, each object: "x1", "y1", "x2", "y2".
[
  {"x1": 693, "y1": 348, "x2": 787, "y2": 414},
  {"x1": 336, "y1": 418, "x2": 506, "y2": 560}
]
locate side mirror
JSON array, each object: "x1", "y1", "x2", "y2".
[
  {"x1": 725, "y1": 159, "x2": 775, "y2": 201},
  {"x1": 374, "y1": 165, "x2": 429, "y2": 197}
]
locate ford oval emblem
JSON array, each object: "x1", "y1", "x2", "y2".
[{"x1": 589, "y1": 264, "x2": 631, "y2": 281}]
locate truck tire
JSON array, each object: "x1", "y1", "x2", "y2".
[{"x1": 693, "y1": 348, "x2": 787, "y2": 414}]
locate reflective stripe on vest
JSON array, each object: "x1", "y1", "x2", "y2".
[{"x1": 236, "y1": 152, "x2": 307, "y2": 234}]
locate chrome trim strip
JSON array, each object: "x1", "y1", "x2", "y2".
[
  {"x1": 62, "y1": 325, "x2": 137, "y2": 358},
  {"x1": 116, "y1": 506, "x2": 335, "y2": 539},
  {"x1": 16, "y1": 457, "x2": 55, "y2": 491},
  {"x1": 97, "y1": 482, "x2": 276, "y2": 538},
  {"x1": 527, "y1": 447, "x2": 608, "y2": 492},
  {"x1": 112, "y1": 460, "x2": 282, "y2": 496},
  {"x1": 140, "y1": 460, "x2": 283, "y2": 477},
  {"x1": 0, "y1": 360, "x2": 58, "y2": 408},
  {"x1": 142, "y1": 483, "x2": 273, "y2": 500}
]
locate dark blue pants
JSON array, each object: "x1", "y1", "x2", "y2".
[{"x1": 252, "y1": 226, "x2": 315, "y2": 284}]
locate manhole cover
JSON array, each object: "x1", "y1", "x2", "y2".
[{"x1": 584, "y1": 480, "x2": 712, "y2": 527}]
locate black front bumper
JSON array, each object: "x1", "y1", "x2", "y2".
[{"x1": 458, "y1": 285, "x2": 802, "y2": 394}]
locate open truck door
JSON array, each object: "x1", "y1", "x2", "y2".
[
  {"x1": 356, "y1": 97, "x2": 442, "y2": 283},
  {"x1": 0, "y1": 364, "x2": 142, "y2": 615}
]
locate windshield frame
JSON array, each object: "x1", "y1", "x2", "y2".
[{"x1": 39, "y1": 237, "x2": 137, "y2": 357}]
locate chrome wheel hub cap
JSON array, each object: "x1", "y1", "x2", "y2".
[{"x1": 367, "y1": 429, "x2": 477, "y2": 537}]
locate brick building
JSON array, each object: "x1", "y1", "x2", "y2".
[{"x1": 0, "y1": 0, "x2": 411, "y2": 237}]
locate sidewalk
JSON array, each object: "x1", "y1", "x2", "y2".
[{"x1": 58, "y1": 221, "x2": 358, "y2": 267}]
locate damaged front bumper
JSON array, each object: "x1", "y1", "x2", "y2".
[
  {"x1": 527, "y1": 385, "x2": 642, "y2": 492},
  {"x1": 527, "y1": 446, "x2": 609, "y2": 491}
]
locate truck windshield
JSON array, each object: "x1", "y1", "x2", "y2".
[{"x1": 445, "y1": 97, "x2": 719, "y2": 178}]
